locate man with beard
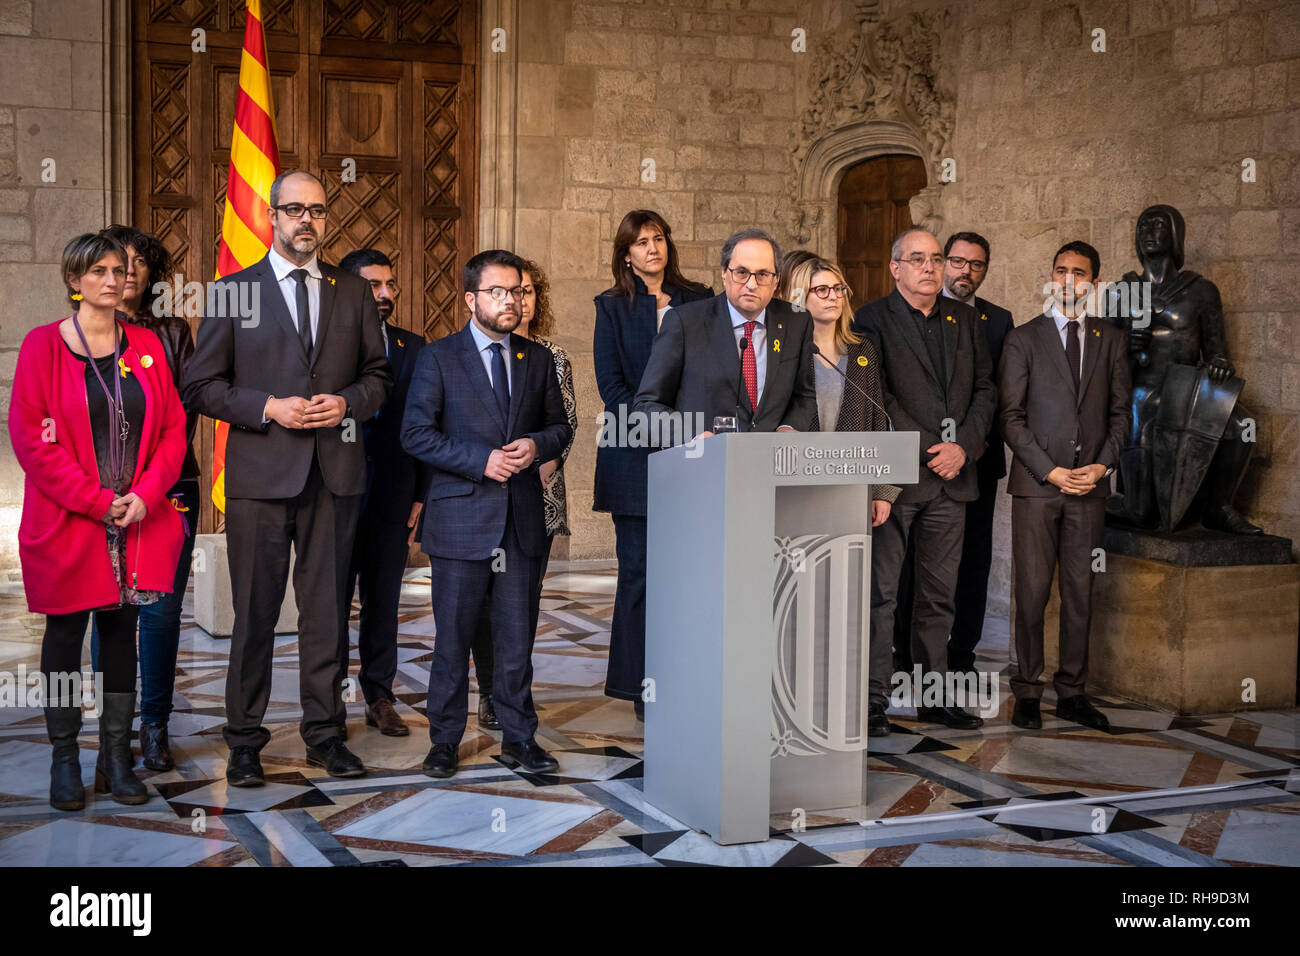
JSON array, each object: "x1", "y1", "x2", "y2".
[
  {"x1": 185, "y1": 170, "x2": 392, "y2": 784},
  {"x1": 894, "y1": 232, "x2": 1013, "y2": 676},
  {"x1": 335, "y1": 249, "x2": 431, "y2": 738},
  {"x1": 401, "y1": 250, "x2": 572, "y2": 778}
]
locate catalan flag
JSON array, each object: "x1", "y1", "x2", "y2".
[{"x1": 212, "y1": 0, "x2": 281, "y2": 513}]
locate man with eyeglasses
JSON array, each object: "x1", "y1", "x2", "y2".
[
  {"x1": 333, "y1": 248, "x2": 432, "y2": 739},
  {"x1": 893, "y1": 232, "x2": 1014, "y2": 679},
  {"x1": 851, "y1": 227, "x2": 996, "y2": 735},
  {"x1": 185, "y1": 169, "x2": 393, "y2": 784},
  {"x1": 401, "y1": 249, "x2": 572, "y2": 779},
  {"x1": 635, "y1": 227, "x2": 816, "y2": 437}
]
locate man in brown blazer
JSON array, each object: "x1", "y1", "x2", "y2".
[{"x1": 998, "y1": 241, "x2": 1131, "y2": 732}]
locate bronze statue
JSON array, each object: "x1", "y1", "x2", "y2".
[{"x1": 1106, "y1": 204, "x2": 1262, "y2": 535}]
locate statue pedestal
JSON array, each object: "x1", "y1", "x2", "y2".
[
  {"x1": 192, "y1": 533, "x2": 299, "y2": 638},
  {"x1": 1044, "y1": 531, "x2": 1298, "y2": 714}
]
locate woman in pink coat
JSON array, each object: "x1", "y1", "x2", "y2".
[{"x1": 8, "y1": 233, "x2": 186, "y2": 810}]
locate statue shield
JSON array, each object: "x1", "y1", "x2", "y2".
[{"x1": 1152, "y1": 364, "x2": 1244, "y2": 531}]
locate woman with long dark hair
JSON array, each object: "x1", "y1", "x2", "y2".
[
  {"x1": 8, "y1": 233, "x2": 186, "y2": 809},
  {"x1": 593, "y1": 210, "x2": 711, "y2": 719}
]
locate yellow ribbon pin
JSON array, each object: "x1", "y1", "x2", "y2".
[
  {"x1": 772, "y1": 339, "x2": 781, "y2": 353},
  {"x1": 327, "y1": 276, "x2": 336, "y2": 286},
  {"x1": 980, "y1": 313, "x2": 987, "y2": 321},
  {"x1": 396, "y1": 338, "x2": 405, "y2": 348},
  {"x1": 857, "y1": 355, "x2": 869, "y2": 367},
  {"x1": 945, "y1": 315, "x2": 955, "y2": 323},
  {"x1": 1093, "y1": 329, "x2": 1101, "y2": 337},
  {"x1": 516, "y1": 351, "x2": 524, "y2": 359},
  {"x1": 170, "y1": 498, "x2": 190, "y2": 513},
  {"x1": 141, "y1": 355, "x2": 154, "y2": 369},
  {"x1": 118, "y1": 358, "x2": 131, "y2": 378}
]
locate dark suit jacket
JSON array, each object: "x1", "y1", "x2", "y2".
[
  {"x1": 968, "y1": 294, "x2": 1014, "y2": 482},
  {"x1": 183, "y1": 255, "x2": 393, "y2": 499},
  {"x1": 998, "y1": 313, "x2": 1131, "y2": 498},
  {"x1": 593, "y1": 278, "x2": 712, "y2": 515},
  {"x1": 851, "y1": 289, "x2": 996, "y2": 504},
  {"x1": 363, "y1": 322, "x2": 433, "y2": 523},
  {"x1": 634, "y1": 293, "x2": 817, "y2": 437},
  {"x1": 808, "y1": 338, "x2": 900, "y2": 504},
  {"x1": 400, "y1": 323, "x2": 572, "y2": 561}
]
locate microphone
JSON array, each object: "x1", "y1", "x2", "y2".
[
  {"x1": 811, "y1": 343, "x2": 894, "y2": 431},
  {"x1": 735, "y1": 336, "x2": 750, "y2": 431}
]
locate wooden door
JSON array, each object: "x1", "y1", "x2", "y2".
[
  {"x1": 132, "y1": 0, "x2": 477, "y2": 534},
  {"x1": 836, "y1": 155, "x2": 927, "y2": 310}
]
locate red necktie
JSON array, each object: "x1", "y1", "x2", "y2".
[{"x1": 742, "y1": 319, "x2": 758, "y2": 411}]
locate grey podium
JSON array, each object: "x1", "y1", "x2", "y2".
[{"x1": 643, "y1": 430, "x2": 920, "y2": 846}]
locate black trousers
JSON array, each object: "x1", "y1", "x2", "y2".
[
  {"x1": 604, "y1": 514, "x2": 646, "y2": 702},
  {"x1": 870, "y1": 494, "x2": 966, "y2": 706},
  {"x1": 224, "y1": 460, "x2": 361, "y2": 750},
  {"x1": 426, "y1": 508, "x2": 543, "y2": 743},
  {"x1": 1011, "y1": 494, "x2": 1106, "y2": 701},
  {"x1": 43, "y1": 606, "x2": 139, "y2": 702},
  {"x1": 470, "y1": 536, "x2": 553, "y2": 697},
  {"x1": 894, "y1": 466, "x2": 998, "y2": 672},
  {"x1": 344, "y1": 497, "x2": 410, "y2": 705}
]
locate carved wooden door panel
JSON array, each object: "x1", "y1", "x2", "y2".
[
  {"x1": 132, "y1": 0, "x2": 477, "y2": 534},
  {"x1": 836, "y1": 155, "x2": 927, "y2": 310}
]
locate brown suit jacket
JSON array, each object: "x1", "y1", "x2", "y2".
[{"x1": 998, "y1": 312, "x2": 1131, "y2": 498}]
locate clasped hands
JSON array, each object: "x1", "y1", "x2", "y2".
[
  {"x1": 104, "y1": 492, "x2": 146, "y2": 526},
  {"x1": 925, "y1": 441, "x2": 966, "y2": 480},
  {"x1": 265, "y1": 394, "x2": 348, "y2": 429},
  {"x1": 1047, "y1": 464, "x2": 1107, "y2": 496},
  {"x1": 484, "y1": 438, "x2": 537, "y2": 482}
]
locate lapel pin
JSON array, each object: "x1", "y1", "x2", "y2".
[
  {"x1": 516, "y1": 351, "x2": 524, "y2": 360},
  {"x1": 140, "y1": 354, "x2": 154, "y2": 369},
  {"x1": 772, "y1": 339, "x2": 781, "y2": 352},
  {"x1": 327, "y1": 276, "x2": 336, "y2": 286},
  {"x1": 945, "y1": 315, "x2": 955, "y2": 323},
  {"x1": 118, "y1": 358, "x2": 131, "y2": 378},
  {"x1": 1093, "y1": 329, "x2": 1101, "y2": 337},
  {"x1": 980, "y1": 313, "x2": 987, "y2": 321},
  {"x1": 396, "y1": 337, "x2": 405, "y2": 348},
  {"x1": 857, "y1": 355, "x2": 869, "y2": 366}
]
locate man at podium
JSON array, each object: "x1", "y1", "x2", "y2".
[{"x1": 634, "y1": 228, "x2": 816, "y2": 437}]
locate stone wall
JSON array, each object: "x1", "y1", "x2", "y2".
[{"x1": 0, "y1": 0, "x2": 128, "y2": 575}]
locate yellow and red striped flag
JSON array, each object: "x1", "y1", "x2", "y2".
[{"x1": 212, "y1": 0, "x2": 281, "y2": 513}]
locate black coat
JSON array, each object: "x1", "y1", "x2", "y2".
[
  {"x1": 363, "y1": 322, "x2": 433, "y2": 522},
  {"x1": 851, "y1": 289, "x2": 996, "y2": 504},
  {"x1": 592, "y1": 277, "x2": 712, "y2": 515},
  {"x1": 968, "y1": 294, "x2": 1014, "y2": 482},
  {"x1": 183, "y1": 255, "x2": 393, "y2": 500}
]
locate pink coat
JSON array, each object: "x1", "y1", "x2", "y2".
[{"x1": 8, "y1": 318, "x2": 186, "y2": 615}]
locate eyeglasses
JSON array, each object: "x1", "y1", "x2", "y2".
[
  {"x1": 946, "y1": 256, "x2": 987, "y2": 273},
  {"x1": 473, "y1": 286, "x2": 524, "y2": 303},
  {"x1": 808, "y1": 284, "x2": 849, "y2": 300},
  {"x1": 272, "y1": 203, "x2": 328, "y2": 220},
  {"x1": 724, "y1": 266, "x2": 778, "y2": 286},
  {"x1": 894, "y1": 254, "x2": 946, "y2": 269},
  {"x1": 367, "y1": 279, "x2": 400, "y2": 295}
]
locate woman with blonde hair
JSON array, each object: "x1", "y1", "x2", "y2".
[{"x1": 786, "y1": 256, "x2": 898, "y2": 526}]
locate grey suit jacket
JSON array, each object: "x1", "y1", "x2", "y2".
[
  {"x1": 183, "y1": 255, "x2": 393, "y2": 500},
  {"x1": 998, "y1": 312, "x2": 1131, "y2": 498},
  {"x1": 851, "y1": 289, "x2": 996, "y2": 504},
  {"x1": 634, "y1": 293, "x2": 816, "y2": 437}
]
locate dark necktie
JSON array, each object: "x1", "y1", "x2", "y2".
[
  {"x1": 488, "y1": 342, "x2": 510, "y2": 419},
  {"x1": 1065, "y1": 319, "x2": 1081, "y2": 390},
  {"x1": 291, "y1": 268, "x2": 312, "y2": 359},
  {"x1": 742, "y1": 319, "x2": 758, "y2": 411}
]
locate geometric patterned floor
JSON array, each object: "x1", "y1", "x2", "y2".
[{"x1": 0, "y1": 564, "x2": 1296, "y2": 867}]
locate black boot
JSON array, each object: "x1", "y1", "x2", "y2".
[
  {"x1": 94, "y1": 692, "x2": 148, "y2": 805},
  {"x1": 139, "y1": 721, "x2": 174, "y2": 772},
  {"x1": 43, "y1": 706, "x2": 85, "y2": 811}
]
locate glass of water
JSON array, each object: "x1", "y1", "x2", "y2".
[{"x1": 712, "y1": 416, "x2": 738, "y2": 434}]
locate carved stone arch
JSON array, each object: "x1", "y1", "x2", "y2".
[{"x1": 793, "y1": 120, "x2": 940, "y2": 258}]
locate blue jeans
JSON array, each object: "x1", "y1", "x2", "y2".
[{"x1": 91, "y1": 479, "x2": 199, "y2": 726}]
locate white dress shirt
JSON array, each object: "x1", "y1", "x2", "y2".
[
  {"x1": 726, "y1": 299, "x2": 767, "y2": 405},
  {"x1": 1050, "y1": 303, "x2": 1086, "y2": 379},
  {"x1": 267, "y1": 246, "x2": 322, "y2": 342},
  {"x1": 468, "y1": 319, "x2": 513, "y2": 394}
]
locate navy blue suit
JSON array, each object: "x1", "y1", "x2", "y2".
[
  {"x1": 344, "y1": 322, "x2": 432, "y2": 707},
  {"x1": 593, "y1": 277, "x2": 712, "y2": 702},
  {"x1": 401, "y1": 323, "x2": 571, "y2": 743},
  {"x1": 895, "y1": 294, "x2": 1014, "y2": 672}
]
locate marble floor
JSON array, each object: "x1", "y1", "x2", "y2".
[{"x1": 0, "y1": 566, "x2": 1295, "y2": 867}]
